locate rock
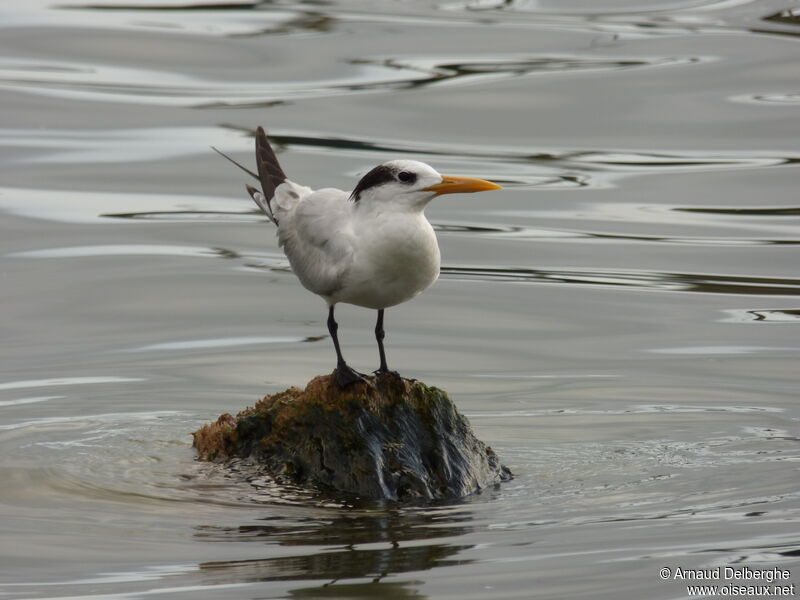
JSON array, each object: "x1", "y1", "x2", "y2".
[{"x1": 193, "y1": 372, "x2": 512, "y2": 502}]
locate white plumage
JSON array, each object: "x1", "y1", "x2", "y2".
[{"x1": 216, "y1": 127, "x2": 501, "y2": 387}]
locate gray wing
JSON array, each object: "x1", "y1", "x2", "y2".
[
  {"x1": 278, "y1": 188, "x2": 356, "y2": 299},
  {"x1": 214, "y1": 129, "x2": 353, "y2": 299}
]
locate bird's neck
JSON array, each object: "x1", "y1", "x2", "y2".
[
  {"x1": 355, "y1": 204, "x2": 429, "y2": 231},
  {"x1": 354, "y1": 196, "x2": 430, "y2": 219}
]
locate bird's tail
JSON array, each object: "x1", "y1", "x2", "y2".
[
  {"x1": 211, "y1": 126, "x2": 288, "y2": 226},
  {"x1": 254, "y1": 126, "x2": 287, "y2": 202},
  {"x1": 245, "y1": 184, "x2": 278, "y2": 225}
]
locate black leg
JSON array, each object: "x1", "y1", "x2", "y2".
[
  {"x1": 327, "y1": 305, "x2": 345, "y2": 366},
  {"x1": 375, "y1": 309, "x2": 389, "y2": 374},
  {"x1": 374, "y1": 309, "x2": 401, "y2": 378},
  {"x1": 327, "y1": 305, "x2": 363, "y2": 387}
]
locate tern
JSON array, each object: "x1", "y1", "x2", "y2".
[{"x1": 215, "y1": 127, "x2": 502, "y2": 387}]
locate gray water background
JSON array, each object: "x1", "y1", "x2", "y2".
[{"x1": 1, "y1": 0, "x2": 799, "y2": 598}]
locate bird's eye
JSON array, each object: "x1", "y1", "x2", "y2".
[{"x1": 397, "y1": 171, "x2": 416, "y2": 184}]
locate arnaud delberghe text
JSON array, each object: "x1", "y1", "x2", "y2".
[{"x1": 673, "y1": 566, "x2": 791, "y2": 583}]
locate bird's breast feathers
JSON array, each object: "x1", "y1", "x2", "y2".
[
  {"x1": 341, "y1": 213, "x2": 441, "y2": 309},
  {"x1": 277, "y1": 189, "x2": 440, "y2": 309}
]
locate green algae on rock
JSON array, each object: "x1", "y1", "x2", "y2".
[{"x1": 193, "y1": 373, "x2": 512, "y2": 502}]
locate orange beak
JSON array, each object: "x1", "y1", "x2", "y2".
[{"x1": 424, "y1": 175, "x2": 502, "y2": 196}]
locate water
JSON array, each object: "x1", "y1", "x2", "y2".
[{"x1": 1, "y1": 0, "x2": 799, "y2": 598}]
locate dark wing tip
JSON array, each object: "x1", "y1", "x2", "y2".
[
  {"x1": 246, "y1": 184, "x2": 278, "y2": 224},
  {"x1": 254, "y1": 127, "x2": 287, "y2": 201}
]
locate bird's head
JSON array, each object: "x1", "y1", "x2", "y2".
[{"x1": 350, "y1": 159, "x2": 501, "y2": 210}]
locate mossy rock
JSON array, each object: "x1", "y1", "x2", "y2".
[{"x1": 193, "y1": 373, "x2": 512, "y2": 502}]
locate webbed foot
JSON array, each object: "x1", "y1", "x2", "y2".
[
  {"x1": 335, "y1": 364, "x2": 367, "y2": 388},
  {"x1": 373, "y1": 368, "x2": 402, "y2": 380}
]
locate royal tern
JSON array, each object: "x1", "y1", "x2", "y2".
[{"x1": 215, "y1": 127, "x2": 502, "y2": 387}]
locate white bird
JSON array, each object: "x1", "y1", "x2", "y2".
[{"x1": 215, "y1": 127, "x2": 502, "y2": 387}]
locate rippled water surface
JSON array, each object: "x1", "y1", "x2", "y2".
[{"x1": 1, "y1": 0, "x2": 799, "y2": 598}]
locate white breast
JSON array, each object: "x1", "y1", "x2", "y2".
[{"x1": 334, "y1": 211, "x2": 441, "y2": 309}]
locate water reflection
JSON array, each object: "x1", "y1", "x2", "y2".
[
  {"x1": 61, "y1": 1, "x2": 268, "y2": 9},
  {"x1": 347, "y1": 53, "x2": 699, "y2": 91},
  {"x1": 287, "y1": 581, "x2": 429, "y2": 599},
  {"x1": 676, "y1": 206, "x2": 800, "y2": 216},
  {"x1": 196, "y1": 509, "x2": 474, "y2": 546},
  {"x1": 201, "y1": 543, "x2": 471, "y2": 584},
  {"x1": 440, "y1": 224, "x2": 800, "y2": 246},
  {"x1": 103, "y1": 209, "x2": 256, "y2": 221},
  {"x1": 196, "y1": 509, "x2": 474, "y2": 591},
  {"x1": 0, "y1": 375, "x2": 143, "y2": 391},
  {"x1": 757, "y1": 7, "x2": 800, "y2": 38},
  {"x1": 442, "y1": 266, "x2": 800, "y2": 295},
  {"x1": 6, "y1": 122, "x2": 790, "y2": 195},
  {"x1": 220, "y1": 124, "x2": 800, "y2": 175},
  {"x1": 442, "y1": 0, "x2": 800, "y2": 43},
  {"x1": 763, "y1": 7, "x2": 800, "y2": 26},
  {"x1": 125, "y1": 335, "x2": 316, "y2": 352},
  {"x1": 5, "y1": 46, "x2": 694, "y2": 108},
  {"x1": 56, "y1": 2, "x2": 336, "y2": 38},
  {"x1": 0, "y1": 125, "x2": 240, "y2": 164},
  {"x1": 731, "y1": 91, "x2": 800, "y2": 105},
  {"x1": 721, "y1": 308, "x2": 800, "y2": 323}
]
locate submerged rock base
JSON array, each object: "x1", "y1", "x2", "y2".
[{"x1": 193, "y1": 373, "x2": 512, "y2": 502}]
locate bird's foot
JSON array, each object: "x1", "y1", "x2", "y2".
[
  {"x1": 334, "y1": 364, "x2": 367, "y2": 388},
  {"x1": 373, "y1": 368, "x2": 402, "y2": 380}
]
